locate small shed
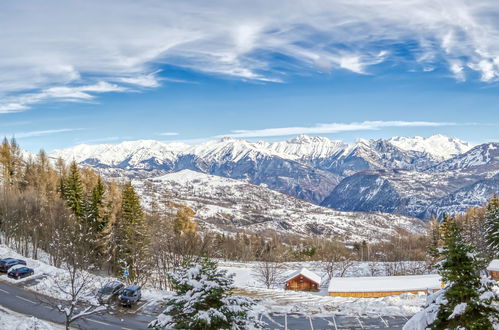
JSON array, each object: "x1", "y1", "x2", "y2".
[
  {"x1": 328, "y1": 274, "x2": 442, "y2": 298},
  {"x1": 487, "y1": 259, "x2": 499, "y2": 280},
  {"x1": 284, "y1": 268, "x2": 321, "y2": 292}
]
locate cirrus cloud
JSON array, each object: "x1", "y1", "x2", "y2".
[
  {"x1": 1, "y1": 0, "x2": 499, "y2": 112},
  {"x1": 222, "y1": 121, "x2": 459, "y2": 138}
]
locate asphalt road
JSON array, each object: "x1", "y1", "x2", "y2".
[
  {"x1": 0, "y1": 278, "x2": 408, "y2": 329},
  {"x1": 0, "y1": 280, "x2": 154, "y2": 329}
]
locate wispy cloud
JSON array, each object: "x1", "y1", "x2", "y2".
[
  {"x1": 158, "y1": 132, "x2": 179, "y2": 136},
  {"x1": 2, "y1": 128, "x2": 84, "y2": 139},
  {"x1": 2, "y1": 0, "x2": 499, "y2": 112},
  {"x1": 222, "y1": 121, "x2": 458, "y2": 138}
]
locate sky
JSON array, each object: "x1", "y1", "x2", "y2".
[{"x1": 1, "y1": 0, "x2": 499, "y2": 152}]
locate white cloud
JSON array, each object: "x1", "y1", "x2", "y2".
[
  {"x1": 3, "y1": 128, "x2": 83, "y2": 139},
  {"x1": 1, "y1": 0, "x2": 499, "y2": 112},
  {"x1": 0, "y1": 82, "x2": 126, "y2": 114},
  {"x1": 159, "y1": 132, "x2": 179, "y2": 136},
  {"x1": 223, "y1": 121, "x2": 457, "y2": 138}
]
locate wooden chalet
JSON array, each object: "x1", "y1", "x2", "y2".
[
  {"x1": 284, "y1": 268, "x2": 321, "y2": 292},
  {"x1": 487, "y1": 259, "x2": 499, "y2": 280},
  {"x1": 328, "y1": 274, "x2": 442, "y2": 298}
]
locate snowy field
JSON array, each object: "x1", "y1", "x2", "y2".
[
  {"x1": 0, "y1": 306, "x2": 62, "y2": 330},
  {"x1": 0, "y1": 244, "x2": 434, "y2": 319},
  {"x1": 220, "y1": 261, "x2": 430, "y2": 317}
]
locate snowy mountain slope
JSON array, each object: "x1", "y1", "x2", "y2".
[
  {"x1": 49, "y1": 134, "x2": 496, "y2": 220},
  {"x1": 388, "y1": 134, "x2": 473, "y2": 160},
  {"x1": 425, "y1": 142, "x2": 499, "y2": 173},
  {"x1": 134, "y1": 170, "x2": 426, "y2": 242},
  {"x1": 51, "y1": 140, "x2": 189, "y2": 170},
  {"x1": 260, "y1": 135, "x2": 349, "y2": 160},
  {"x1": 322, "y1": 143, "x2": 499, "y2": 219},
  {"x1": 426, "y1": 173, "x2": 499, "y2": 218},
  {"x1": 314, "y1": 139, "x2": 438, "y2": 176}
]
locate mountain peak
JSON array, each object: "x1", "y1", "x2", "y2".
[
  {"x1": 287, "y1": 134, "x2": 331, "y2": 144},
  {"x1": 388, "y1": 134, "x2": 473, "y2": 160}
]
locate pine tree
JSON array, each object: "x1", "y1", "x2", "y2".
[
  {"x1": 149, "y1": 257, "x2": 263, "y2": 329},
  {"x1": 484, "y1": 196, "x2": 499, "y2": 258},
  {"x1": 115, "y1": 182, "x2": 149, "y2": 283},
  {"x1": 429, "y1": 218, "x2": 498, "y2": 329},
  {"x1": 61, "y1": 161, "x2": 85, "y2": 218}
]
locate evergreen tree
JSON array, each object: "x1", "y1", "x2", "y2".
[
  {"x1": 484, "y1": 196, "x2": 499, "y2": 258},
  {"x1": 61, "y1": 161, "x2": 85, "y2": 218},
  {"x1": 87, "y1": 177, "x2": 107, "y2": 231},
  {"x1": 115, "y1": 182, "x2": 149, "y2": 283},
  {"x1": 429, "y1": 218, "x2": 498, "y2": 329},
  {"x1": 149, "y1": 257, "x2": 263, "y2": 330}
]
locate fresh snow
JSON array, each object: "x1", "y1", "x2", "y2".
[
  {"x1": 327, "y1": 275, "x2": 442, "y2": 293},
  {"x1": 0, "y1": 306, "x2": 62, "y2": 329},
  {"x1": 283, "y1": 268, "x2": 322, "y2": 285},
  {"x1": 389, "y1": 134, "x2": 473, "y2": 160},
  {"x1": 134, "y1": 169, "x2": 426, "y2": 241},
  {"x1": 0, "y1": 243, "x2": 437, "y2": 319},
  {"x1": 50, "y1": 134, "x2": 471, "y2": 168},
  {"x1": 488, "y1": 259, "x2": 499, "y2": 272}
]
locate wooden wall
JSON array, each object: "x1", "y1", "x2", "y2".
[{"x1": 328, "y1": 289, "x2": 438, "y2": 298}]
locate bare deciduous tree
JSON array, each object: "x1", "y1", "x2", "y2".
[{"x1": 253, "y1": 260, "x2": 285, "y2": 289}]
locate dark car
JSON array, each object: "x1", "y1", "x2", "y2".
[
  {"x1": 97, "y1": 281, "x2": 125, "y2": 304},
  {"x1": 119, "y1": 285, "x2": 141, "y2": 307},
  {"x1": 0, "y1": 258, "x2": 27, "y2": 272},
  {"x1": 7, "y1": 266, "x2": 34, "y2": 279}
]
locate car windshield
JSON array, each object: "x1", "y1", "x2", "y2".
[
  {"x1": 122, "y1": 289, "x2": 135, "y2": 296},
  {"x1": 99, "y1": 286, "x2": 114, "y2": 294}
]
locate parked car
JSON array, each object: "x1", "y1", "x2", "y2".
[
  {"x1": 7, "y1": 266, "x2": 34, "y2": 279},
  {"x1": 119, "y1": 285, "x2": 141, "y2": 307},
  {"x1": 0, "y1": 258, "x2": 27, "y2": 272},
  {"x1": 97, "y1": 281, "x2": 125, "y2": 304}
]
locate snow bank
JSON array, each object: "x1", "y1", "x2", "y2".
[{"x1": 0, "y1": 306, "x2": 62, "y2": 330}]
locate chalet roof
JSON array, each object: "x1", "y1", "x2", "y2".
[
  {"x1": 328, "y1": 274, "x2": 442, "y2": 293},
  {"x1": 487, "y1": 259, "x2": 499, "y2": 272},
  {"x1": 284, "y1": 268, "x2": 321, "y2": 285}
]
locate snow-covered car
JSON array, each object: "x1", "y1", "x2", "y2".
[
  {"x1": 97, "y1": 281, "x2": 125, "y2": 304},
  {"x1": 0, "y1": 258, "x2": 27, "y2": 272},
  {"x1": 119, "y1": 285, "x2": 141, "y2": 307},
  {"x1": 7, "y1": 266, "x2": 34, "y2": 279}
]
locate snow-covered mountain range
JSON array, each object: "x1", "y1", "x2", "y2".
[
  {"x1": 50, "y1": 134, "x2": 498, "y2": 220},
  {"x1": 134, "y1": 169, "x2": 426, "y2": 242}
]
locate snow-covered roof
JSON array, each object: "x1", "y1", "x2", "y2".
[
  {"x1": 487, "y1": 259, "x2": 499, "y2": 272},
  {"x1": 284, "y1": 268, "x2": 321, "y2": 285},
  {"x1": 328, "y1": 274, "x2": 442, "y2": 293}
]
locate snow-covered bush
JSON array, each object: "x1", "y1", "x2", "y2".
[{"x1": 149, "y1": 257, "x2": 264, "y2": 329}]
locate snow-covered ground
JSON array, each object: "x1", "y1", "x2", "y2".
[
  {"x1": 0, "y1": 244, "x2": 433, "y2": 319},
  {"x1": 220, "y1": 261, "x2": 431, "y2": 317},
  {"x1": 0, "y1": 306, "x2": 62, "y2": 330}
]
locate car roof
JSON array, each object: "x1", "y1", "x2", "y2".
[
  {"x1": 124, "y1": 285, "x2": 140, "y2": 290},
  {"x1": 105, "y1": 281, "x2": 123, "y2": 287},
  {"x1": 0, "y1": 258, "x2": 16, "y2": 262}
]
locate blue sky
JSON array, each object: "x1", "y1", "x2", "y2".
[{"x1": 1, "y1": 1, "x2": 498, "y2": 152}]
